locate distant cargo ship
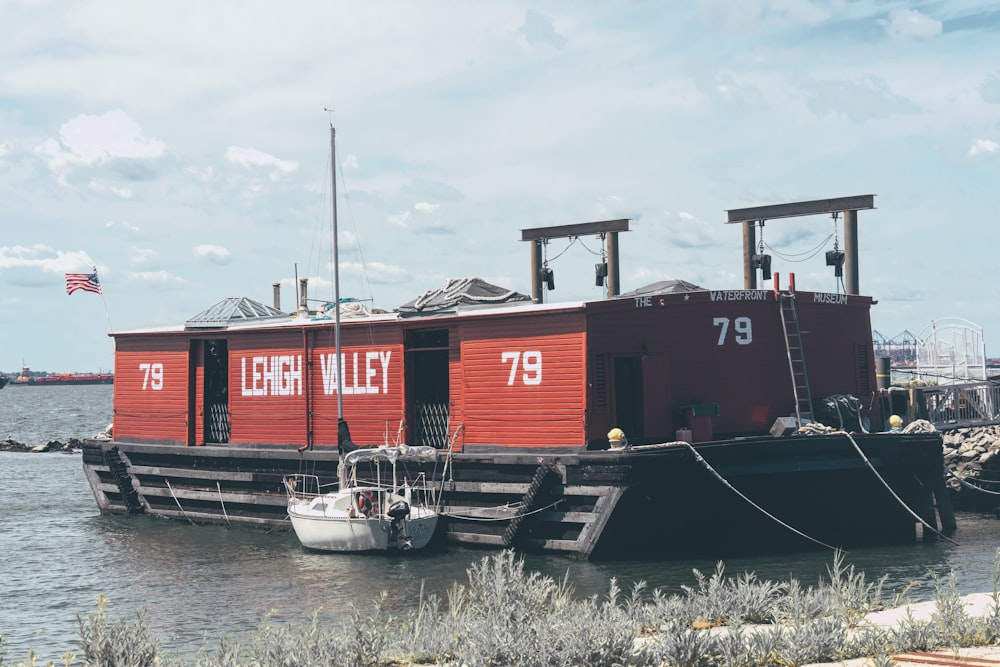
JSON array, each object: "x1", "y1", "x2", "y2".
[{"x1": 9, "y1": 365, "x2": 113, "y2": 386}]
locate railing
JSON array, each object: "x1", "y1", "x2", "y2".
[{"x1": 910, "y1": 380, "x2": 1000, "y2": 427}]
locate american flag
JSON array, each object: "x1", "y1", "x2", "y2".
[{"x1": 66, "y1": 272, "x2": 102, "y2": 295}]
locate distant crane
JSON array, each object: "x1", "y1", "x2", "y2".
[{"x1": 872, "y1": 330, "x2": 919, "y2": 366}]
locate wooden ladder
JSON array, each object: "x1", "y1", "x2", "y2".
[{"x1": 779, "y1": 293, "x2": 813, "y2": 423}]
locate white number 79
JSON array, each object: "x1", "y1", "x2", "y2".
[
  {"x1": 501, "y1": 351, "x2": 542, "y2": 386},
  {"x1": 713, "y1": 317, "x2": 752, "y2": 345}
]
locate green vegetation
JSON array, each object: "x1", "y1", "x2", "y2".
[{"x1": 4, "y1": 549, "x2": 1000, "y2": 666}]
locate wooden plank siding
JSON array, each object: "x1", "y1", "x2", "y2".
[
  {"x1": 227, "y1": 323, "x2": 406, "y2": 448},
  {"x1": 228, "y1": 331, "x2": 309, "y2": 446},
  {"x1": 113, "y1": 336, "x2": 191, "y2": 444},
  {"x1": 456, "y1": 311, "x2": 587, "y2": 449},
  {"x1": 305, "y1": 324, "x2": 405, "y2": 448}
]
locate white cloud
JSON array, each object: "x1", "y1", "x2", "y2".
[
  {"x1": 225, "y1": 146, "x2": 298, "y2": 181},
  {"x1": 87, "y1": 178, "x2": 133, "y2": 198},
  {"x1": 193, "y1": 244, "x2": 232, "y2": 264},
  {"x1": 0, "y1": 142, "x2": 8, "y2": 159},
  {"x1": 0, "y1": 245, "x2": 97, "y2": 273},
  {"x1": 32, "y1": 110, "x2": 165, "y2": 187},
  {"x1": 968, "y1": 139, "x2": 1000, "y2": 157},
  {"x1": 127, "y1": 245, "x2": 156, "y2": 267},
  {"x1": 388, "y1": 210, "x2": 411, "y2": 227},
  {"x1": 105, "y1": 220, "x2": 141, "y2": 233},
  {"x1": 122, "y1": 270, "x2": 190, "y2": 286},
  {"x1": 798, "y1": 74, "x2": 919, "y2": 122},
  {"x1": 698, "y1": 0, "x2": 832, "y2": 33},
  {"x1": 341, "y1": 260, "x2": 409, "y2": 285},
  {"x1": 187, "y1": 165, "x2": 216, "y2": 183},
  {"x1": 882, "y1": 8, "x2": 942, "y2": 40},
  {"x1": 415, "y1": 202, "x2": 439, "y2": 213}
]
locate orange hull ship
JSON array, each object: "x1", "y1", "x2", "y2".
[{"x1": 10, "y1": 365, "x2": 113, "y2": 386}]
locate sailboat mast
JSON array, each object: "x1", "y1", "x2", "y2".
[{"x1": 331, "y1": 124, "x2": 344, "y2": 418}]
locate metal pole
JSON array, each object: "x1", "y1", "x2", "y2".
[
  {"x1": 743, "y1": 221, "x2": 756, "y2": 289},
  {"x1": 530, "y1": 240, "x2": 542, "y2": 304},
  {"x1": 844, "y1": 209, "x2": 859, "y2": 295},
  {"x1": 607, "y1": 231, "x2": 620, "y2": 297},
  {"x1": 331, "y1": 125, "x2": 343, "y2": 419}
]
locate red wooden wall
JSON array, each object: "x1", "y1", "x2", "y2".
[
  {"x1": 113, "y1": 336, "x2": 191, "y2": 444},
  {"x1": 455, "y1": 310, "x2": 587, "y2": 450},
  {"x1": 227, "y1": 322, "x2": 405, "y2": 448},
  {"x1": 584, "y1": 290, "x2": 876, "y2": 442}
]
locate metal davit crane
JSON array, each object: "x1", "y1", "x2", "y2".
[{"x1": 726, "y1": 194, "x2": 876, "y2": 294}]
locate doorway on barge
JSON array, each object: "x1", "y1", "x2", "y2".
[
  {"x1": 203, "y1": 339, "x2": 230, "y2": 444},
  {"x1": 405, "y1": 329, "x2": 450, "y2": 448},
  {"x1": 613, "y1": 356, "x2": 644, "y2": 441}
]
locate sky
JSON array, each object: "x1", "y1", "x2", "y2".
[{"x1": 2, "y1": 0, "x2": 999, "y2": 373}]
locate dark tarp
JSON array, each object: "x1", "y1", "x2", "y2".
[
  {"x1": 617, "y1": 279, "x2": 706, "y2": 298},
  {"x1": 398, "y1": 277, "x2": 530, "y2": 317}
]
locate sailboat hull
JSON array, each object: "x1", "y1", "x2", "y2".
[{"x1": 288, "y1": 506, "x2": 439, "y2": 552}]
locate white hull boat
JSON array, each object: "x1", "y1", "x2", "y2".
[{"x1": 286, "y1": 445, "x2": 440, "y2": 552}]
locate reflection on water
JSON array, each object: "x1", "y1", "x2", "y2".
[{"x1": 4, "y1": 446, "x2": 1000, "y2": 660}]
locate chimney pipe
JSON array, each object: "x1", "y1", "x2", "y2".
[
  {"x1": 298, "y1": 278, "x2": 309, "y2": 315},
  {"x1": 272, "y1": 282, "x2": 281, "y2": 310}
]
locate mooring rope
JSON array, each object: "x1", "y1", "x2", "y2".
[
  {"x1": 165, "y1": 479, "x2": 196, "y2": 525},
  {"x1": 217, "y1": 481, "x2": 232, "y2": 527},
  {"x1": 439, "y1": 498, "x2": 563, "y2": 522},
  {"x1": 676, "y1": 442, "x2": 838, "y2": 551},
  {"x1": 945, "y1": 466, "x2": 1000, "y2": 496},
  {"x1": 902, "y1": 419, "x2": 937, "y2": 434},
  {"x1": 435, "y1": 423, "x2": 462, "y2": 508},
  {"x1": 811, "y1": 426, "x2": 958, "y2": 546}
]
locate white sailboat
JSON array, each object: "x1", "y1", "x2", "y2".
[
  {"x1": 285, "y1": 126, "x2": 441, "y2": 552},
  {"x1": 286, "y1": 444, "x2": 440, "y2": 552}
]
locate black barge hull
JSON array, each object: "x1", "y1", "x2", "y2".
[{"x1": 81, "y1": 431, "x2": 947, "y2": 559}]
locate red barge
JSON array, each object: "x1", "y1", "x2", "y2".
[
  {"x1": 81, "y1": 200, "x2": 950, "y2": 559},
  {"x1": 10, "y1": 365, "x2": 113, "y2": 386}
]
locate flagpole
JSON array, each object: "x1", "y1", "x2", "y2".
[
  {"x1": 100, "y1": 293, "x2": 113, "y2": 332},
  {"x1": 92, "y1": 266, "x2": 113, "y2": 332}
]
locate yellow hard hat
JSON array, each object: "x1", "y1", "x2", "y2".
[
  {"x1": 607, "y1": 428, "x2": 625, "y2": 442},
  {"x1": 889, "y1": 415, "x2": 903, "y2": 428}
]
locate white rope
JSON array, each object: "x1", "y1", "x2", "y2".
[
  {"x1": 165, "y1": 479, "x2": 196, "y2": 525},
  {"x1": 945, "y1": 466, "x2": 1000, "y2": 496},
  {"x1": 217, "y1": 481, "x2": 232, "y2": 527},
  {"x1": 902, "y1": 419, "x2": 937, "y2": 433},
  {"x1": 677, "y1": 442, "x2": 838, "y2": 551},
  {"x1": 822, "y1": 427, "x2": 958, "y2": 546},
  {"x1": 439, "y1": 498, "x2": 563, "y2": 522}
]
